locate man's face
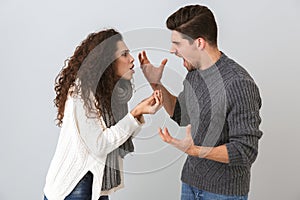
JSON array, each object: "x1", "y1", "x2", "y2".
[{"x1": 170, "y1": 30, "x2": 199, "y2": 71}]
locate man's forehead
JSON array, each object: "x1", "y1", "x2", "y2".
[
  {"x1": 171, "y1": 30, "x2": 193, "y2": 43},
  {"x1": 171, "y1": 30, "x2": 183, "y2": 41}
]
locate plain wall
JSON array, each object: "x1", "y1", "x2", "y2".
[{"x1": 1, "y1": 0, "x2": 299, "y2": 199}]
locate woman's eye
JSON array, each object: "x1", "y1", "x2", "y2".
[{"x1": 121, "y1": 51, "x2": 130, "y2": 57}]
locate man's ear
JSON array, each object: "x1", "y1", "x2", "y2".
[{"x1": 196, "y1": 38, "x2": 206, "y2": 49}]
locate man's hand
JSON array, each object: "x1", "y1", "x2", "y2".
[
  {"x1": 159, "y1": 125, "x2": 228, "y2": 162},
  {"x1": 138, "y1": 51, "x2": 168, "y2": 84},
  {"x1": 159, "y1": 124, "x2": 197, "y2": 156}
]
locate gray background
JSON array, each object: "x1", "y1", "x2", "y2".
[{"x1": 1, "y1": 0, "x2": 300, "y2": 199}]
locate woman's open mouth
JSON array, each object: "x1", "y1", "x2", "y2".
[{"x1": 130, "y1": 65, "x2": 135, "y2": 73}]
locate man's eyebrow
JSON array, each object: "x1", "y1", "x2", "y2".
[{"x1": 172, "y1": 41, "x2": 180, "y2": 44}]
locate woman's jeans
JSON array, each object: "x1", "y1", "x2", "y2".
[
  {"x1": 181, "y1": 182, "x2": 248, "y2": 200},
  {"x1": 44, "y1": 171, "x2": 109, "y2": 200}
]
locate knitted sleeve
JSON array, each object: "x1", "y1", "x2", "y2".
[
  {"x1": 171, "y1": 90, "x2": 190, "y2": 126},
  {"x1": 72, "y1": 97, "x2": 143, "y2": 158},
  {"x1": 225, "y1": 79, "x2": 263, "y2": 166}
]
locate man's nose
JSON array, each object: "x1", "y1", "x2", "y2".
[{"x1": 170, "y1": 45, "x2": 177, "y2": 54}]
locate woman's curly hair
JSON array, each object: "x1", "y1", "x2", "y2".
[{"x1": 54, "y1": 29, "x2": 130, "y2": 127}]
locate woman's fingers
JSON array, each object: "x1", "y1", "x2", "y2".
[
  {"x1": 153, "y1": 90, "x2": 162, "y2": 104},
  {"x1": 138, "y1": 91, "x2": 164, "y2": 115},
  {"x1": 154, "y1": 95, "x2": 159, "y2": 106},
  {"x1": 159, "y1": 89, "x2": 163, "y2": 103}
]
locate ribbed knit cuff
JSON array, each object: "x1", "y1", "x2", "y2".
[{"x1": 225, "y1": 143, "x2": 243, "y2": 166}]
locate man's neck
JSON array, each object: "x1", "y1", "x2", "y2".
[{"x1": 199, "y1": 48, "x2": 221, "y2": 70}]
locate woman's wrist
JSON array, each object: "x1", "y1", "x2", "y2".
[
  {"x1": 130, "y1": 108, "x2": 142, "y2": 118},
  {"x1": 135, "y1": 114, "x2": 144, "y2": 124}
]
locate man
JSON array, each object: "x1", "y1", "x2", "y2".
[{"x1": 138, "y1": 5, "x2": 263, "y2": 200}]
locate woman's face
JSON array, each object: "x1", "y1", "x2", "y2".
[{"x1": 114, "y1": 41, "x2": 135, "y2": 80}]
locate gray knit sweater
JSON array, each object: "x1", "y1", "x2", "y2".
[{"x1": 171, "y1": 53, "x2": 263, "y2": 196}]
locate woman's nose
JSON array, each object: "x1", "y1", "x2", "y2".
[{"x1": 129, "y1": 54, "x2": 134, "y2": 62}]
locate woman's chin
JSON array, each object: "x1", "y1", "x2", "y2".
[
  {"x1": 120, "y1": 75, "x2": 132, "y2": 80},
  {"x1": 121, "y1": 71, "x2": 134, "y2": 80}
]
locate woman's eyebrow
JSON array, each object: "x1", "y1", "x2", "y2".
[{"x1": 120, "y1": 49, "x2": 130, "y2": 54}]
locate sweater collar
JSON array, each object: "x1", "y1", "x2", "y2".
[{"x1": 196, "y1": 51, "x2": 227, "y2": 78}]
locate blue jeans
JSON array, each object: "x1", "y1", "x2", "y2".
[
  {"x1": 44, "y1": 171, "x2": 109, "y2": 200},
  {"x1": 181, "y1": 182, "x2": 248, "y2": 200}
]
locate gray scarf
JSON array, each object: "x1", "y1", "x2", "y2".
[{"x1": 101, "y1": 79, "x2": 134, "y2": 191}]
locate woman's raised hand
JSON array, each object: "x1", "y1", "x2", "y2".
[{"x1": 130, "y1": 90, "x2": 163, "y2": 118}]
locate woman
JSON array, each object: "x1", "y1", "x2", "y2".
[{"x1": 43, "y1": 29, "x2": 162, "y2": 200}]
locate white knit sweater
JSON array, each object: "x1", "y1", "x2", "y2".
[{"x1": 43, "y1": 95, "x2": 143, "y2": 200}]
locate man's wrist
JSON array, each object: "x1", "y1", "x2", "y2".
[
  {"x1": 198, "y1": 146, "x2": 212, "y2": 158},
  {"x1": 150, "y1": 82, "x2": 162, "y2": 90},
  {"x1": 186, "y1": 145, "x2": 200, "y2": 157}
]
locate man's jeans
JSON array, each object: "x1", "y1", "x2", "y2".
[
  {"x1": 44, "y1": 171, "x2": 109, "y2": 200},
  {"x1": 181, "y1": 182, "x2": 248, "y2": 200}
]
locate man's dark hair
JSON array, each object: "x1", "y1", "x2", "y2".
[{"x1": 166, "y1": 5, "x2": 218, "y2": 46}]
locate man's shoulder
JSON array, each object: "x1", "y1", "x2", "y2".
[{"x1": 219, "y1": 54, "x2": 255, "y2": 86}]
